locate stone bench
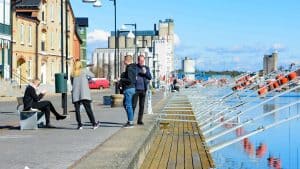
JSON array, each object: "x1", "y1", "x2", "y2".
[{"x1": 16, "y1": 97, "x2": 46, "y2": 130}]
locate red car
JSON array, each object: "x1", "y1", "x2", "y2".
[{"x1": 88, "y1": 78, "x2": 110, "y2": 89}]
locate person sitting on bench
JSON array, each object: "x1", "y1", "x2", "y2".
[{"x1": 23, "y1": 79, "x2": 66, "y2": 128}]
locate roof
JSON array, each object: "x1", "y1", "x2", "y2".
[
  {"x1": 76, "y1": 18, "x2": 89, "y2": 27},
  {"x1": 111, "y1": 30, "x2": 158, "y2": 37},
  {"x1": 16, "y1": 0, "x2": 41, "y2": 9}
]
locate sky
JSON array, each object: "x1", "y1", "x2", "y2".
[{"x1": 70, "y1": 0, "x2": 300, "y2": 71}]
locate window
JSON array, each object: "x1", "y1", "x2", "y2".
[
  {"x1": 41, "y1": 41, "x2": 45, "y2": 51},
  {"x1": 0, "y1": 0, "x2": 3, "y2": 24},
  {"x1": 20, "y1": 24, "x2": 24, "y2": 44},
  {"x1": 42, "y1": 11, "x2": 45, "y2": 22},
  {"x1": 28, "y1": 26, "x2": 32, "y2": 45},
  {"x1": 27, "y1": 60, "x2": 32, "y2": 79},
  {"x1": 51, "y1": 32, "x2": 54, "y2": 49},
  {"x1": 50, "y1": 3, "x2": 54, "y2": 21},
  {"x1": 58, "y1": 34, "x2": 61, "y2": 49},
  {"x1": 4, "y1": 0, "x2": 10, "y2": 24},
  {"x1": 50, "y1": 61, "x2": 54, "y2": 79}
]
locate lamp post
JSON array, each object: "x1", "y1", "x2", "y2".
[
  {"x1": 82, "y1": 0, "x2": 116, "y2": 88},
  {"x1": 116, "y1": 29, "x2": 135, "y2": 78},
  {"x1": 123, "y1": 23, "x2": 136, "y2": 61}
]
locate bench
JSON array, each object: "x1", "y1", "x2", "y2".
[{"x1": 16, "y1": 97, "x2": 46, "y2": 130}]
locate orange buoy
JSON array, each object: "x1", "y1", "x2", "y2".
[
  {"x1": 280, "y1": 77, "x2": 289, "y2": 85},
  {"x1": 258, "y1": 86, "x2": 268, "y2": 95},
  {"x1": 288, "y1": 72, "x2": 297, "y2": 80},
  {"x1": 272, "y1": 81, "x2": 280, "y2": 89}
]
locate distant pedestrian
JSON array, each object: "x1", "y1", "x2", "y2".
[
  {"x1": 120, "y1": 55, "x2": 136, "y2": 128},
  {"x1": 23, "y1": 79, "x2": 66, "y2": 128},
  {"x1": 71, "y1": 60, "x2": 100, "y2": 130},
  {"x1": 133, "y1": 55, "x2": 152, "y2": 125}
]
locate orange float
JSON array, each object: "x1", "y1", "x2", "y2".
[
  {"x1": 258, "y1": 86, "x2": 268, "y2": 95},
  {"x1": 272, "y1": 81, "x2": 280, "y2": 88},
  {"x1": 280, "y1": 77, "x2": 289, "y2": 85},
  {"x1": 288, "y1": 71, "x2": 297, "y2": 80}
]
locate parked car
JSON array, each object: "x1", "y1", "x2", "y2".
[{"x1": 88, "y1": 78, "x2": 110, "y2": 89}]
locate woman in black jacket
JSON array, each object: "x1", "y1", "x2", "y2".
[{"x1": 23, "y1": 79, "x2": 66, "y2": 128}]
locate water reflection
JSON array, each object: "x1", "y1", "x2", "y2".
[{"x1": 212, "y1": 94, "x2": 300, "y2": 169}]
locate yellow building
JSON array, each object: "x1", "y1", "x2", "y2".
[{"x1": 13, "y1": 0, "x2": 77, "y2": 85}]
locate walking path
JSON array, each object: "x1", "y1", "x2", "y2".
[
  {"x1": 0, "y1": 89, "x2": 165, "y2": 169},
  {"x1": 140, "y1": 95, "x2": 214, "y2": 169}
]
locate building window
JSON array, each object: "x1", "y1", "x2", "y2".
[
  {"x1": 50, "y1": 3, "x2": 54, "y2": 21},
  {"x1": 27, "y1": 60, "x2": 32, "y2": 79},
  {"x1": 58, "y1": 35, "x2": 61, "y2": 49},
  {"x1": 50, "y1": 61, "x2": 54, "y2": 80},
  {"x1": 42, "y1": 11, "x2": 45, "y2": 23},
  {"x1": 41, "y1": 41, "x2": 45, "y2": 51},
  {"x1": 79, "y1": 27, "x2": 84, "y2": 34},
  {"x1": 28, "y1": 25, "x2": 32, "y2": 46},
  {"x1": 20, "y1": 24, "x2": 24, "y2": 45},
  {"x1": 51, "y1": 32, "x2": 54, "y2": 49}
]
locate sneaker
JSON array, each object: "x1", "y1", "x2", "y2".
[
  {"x1": 123, "y1": 122, "x2": 134, "y2": 128},
  {"x1": 56, "y1": 115, "x2": 67, "y2": 120},
  {"x1": 137, "y1": 121, "x2": 144, "y2": 125},
  {"x1": 93, "y1": 121, "x2": 100, "y2": 130},
  {"x1": 77, "y1": 126, "x2": 83, "y2": 130}
]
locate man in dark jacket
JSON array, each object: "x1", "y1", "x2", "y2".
[
  {"x1": 23, "y1": 79, "x2": 66, "y2": 128},
  {"x1": 133, "y1": 55, "x2": 152, "y2": 125},
  {"x1": 120, "y1": 55, "x2": 136, "y2": 128}
]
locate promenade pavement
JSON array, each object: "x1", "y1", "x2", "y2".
[{"x1": 0, "y1": 88, "x2": 166, "y2": 169}]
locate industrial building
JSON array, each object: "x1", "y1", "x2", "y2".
[{"x1": 263, "y1": 52, "x2": 278, "y2": 75}]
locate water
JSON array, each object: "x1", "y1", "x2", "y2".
[{"x1": 210, "y1": 92, "x2": 300, "y2": 169}]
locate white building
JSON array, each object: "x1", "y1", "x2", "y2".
[{"x1": 92, "y1": 48, "x2": 135, "y2": 80}]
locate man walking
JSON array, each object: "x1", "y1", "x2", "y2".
[
  {"x1": 133, "y1": 55, "x2": 152, "y2": 125},
  {"x1": 120, "y1": 55, "x2": 136, "y2": 128}
]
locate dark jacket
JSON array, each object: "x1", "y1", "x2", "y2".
[
  {"x1": 120, "y1": 63, "x2": 137, "y2": 91},
  {"x1": 136, "y1": 64, "x2": 152, "y2": 91},
  {"x1": 23, "y1": 85, "x2": 44, "y2": 111}
]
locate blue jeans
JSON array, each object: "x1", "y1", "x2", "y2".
[{"x1": 124, "y1": 88, "x2": 136, "y2": 123}]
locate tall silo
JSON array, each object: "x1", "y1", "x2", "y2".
[{"x1": 183, "y1": 57, "x2": 195, "y2": 80}]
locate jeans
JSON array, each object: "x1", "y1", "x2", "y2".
[{"x1": 124, "y1": 88, "x2": 136, "y2": 123}]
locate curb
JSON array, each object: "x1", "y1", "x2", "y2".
[
  {"x1": 126, "y1": 98, "x2": 167, "y2": 169},
  {"x1": 70, "y1": 94, "x2": 168, "y2": 169}
]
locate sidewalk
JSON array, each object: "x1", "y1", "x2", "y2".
[{"x1": 0, "y1": 89, "x2": 166, "y2": 169}]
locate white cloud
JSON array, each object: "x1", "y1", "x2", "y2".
[
  {"x1": 205, "y1": 43, "x2": 287, "y2": 54},
  {"x1": 87, "y1": 29, "x2": 110, "y2": 44},
  {"x1": 174, "y1": 33, "x2": 180, "y2": 47}
]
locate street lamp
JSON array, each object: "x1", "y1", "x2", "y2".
[
  {"x1": 82, "y1": 0, "x2": 116, "y2": 86},
  {"x1": 122, "y1": 23, "x2": 137, "y2": 61},
  {"x1": 116, "y1": 29, "x2": 135, "y2": 78}
]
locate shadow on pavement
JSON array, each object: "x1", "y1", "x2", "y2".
[{"x1": 0, "y1": 125, "x2": 20, "y2": 130}]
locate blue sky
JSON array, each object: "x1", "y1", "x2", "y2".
[{"x1": 70, "y1": 0, "x2": 300, "y2": 71}]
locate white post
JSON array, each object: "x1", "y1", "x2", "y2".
[{"x1": 147, "y1": 87, "x2": 153, "y2": 114}]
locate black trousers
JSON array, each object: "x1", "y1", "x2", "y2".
[
  {"x1": 132, "y1": 90, "x2": 146, "y2": 123},
  {"x1": 32, "y1": 100, "x2": 60, "y2": 125},
  {"x1": 74, "y1": 100, "x2": 96, "y2": 126}
]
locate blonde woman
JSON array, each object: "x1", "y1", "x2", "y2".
[{"x1": 71, "y1": 60, "x2": 100, "y2": 130}]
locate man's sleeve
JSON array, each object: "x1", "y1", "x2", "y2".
[
  {"x1": 29, "y1": 87, "x2": 43, "y2": 102},
  {"x1": 145, "y1": 66, "x2": 152, "y2": 80}
]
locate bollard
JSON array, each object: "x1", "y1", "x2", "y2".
[{"x1": 147, "y1": 89, "x2": 153, "y2": 114}]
